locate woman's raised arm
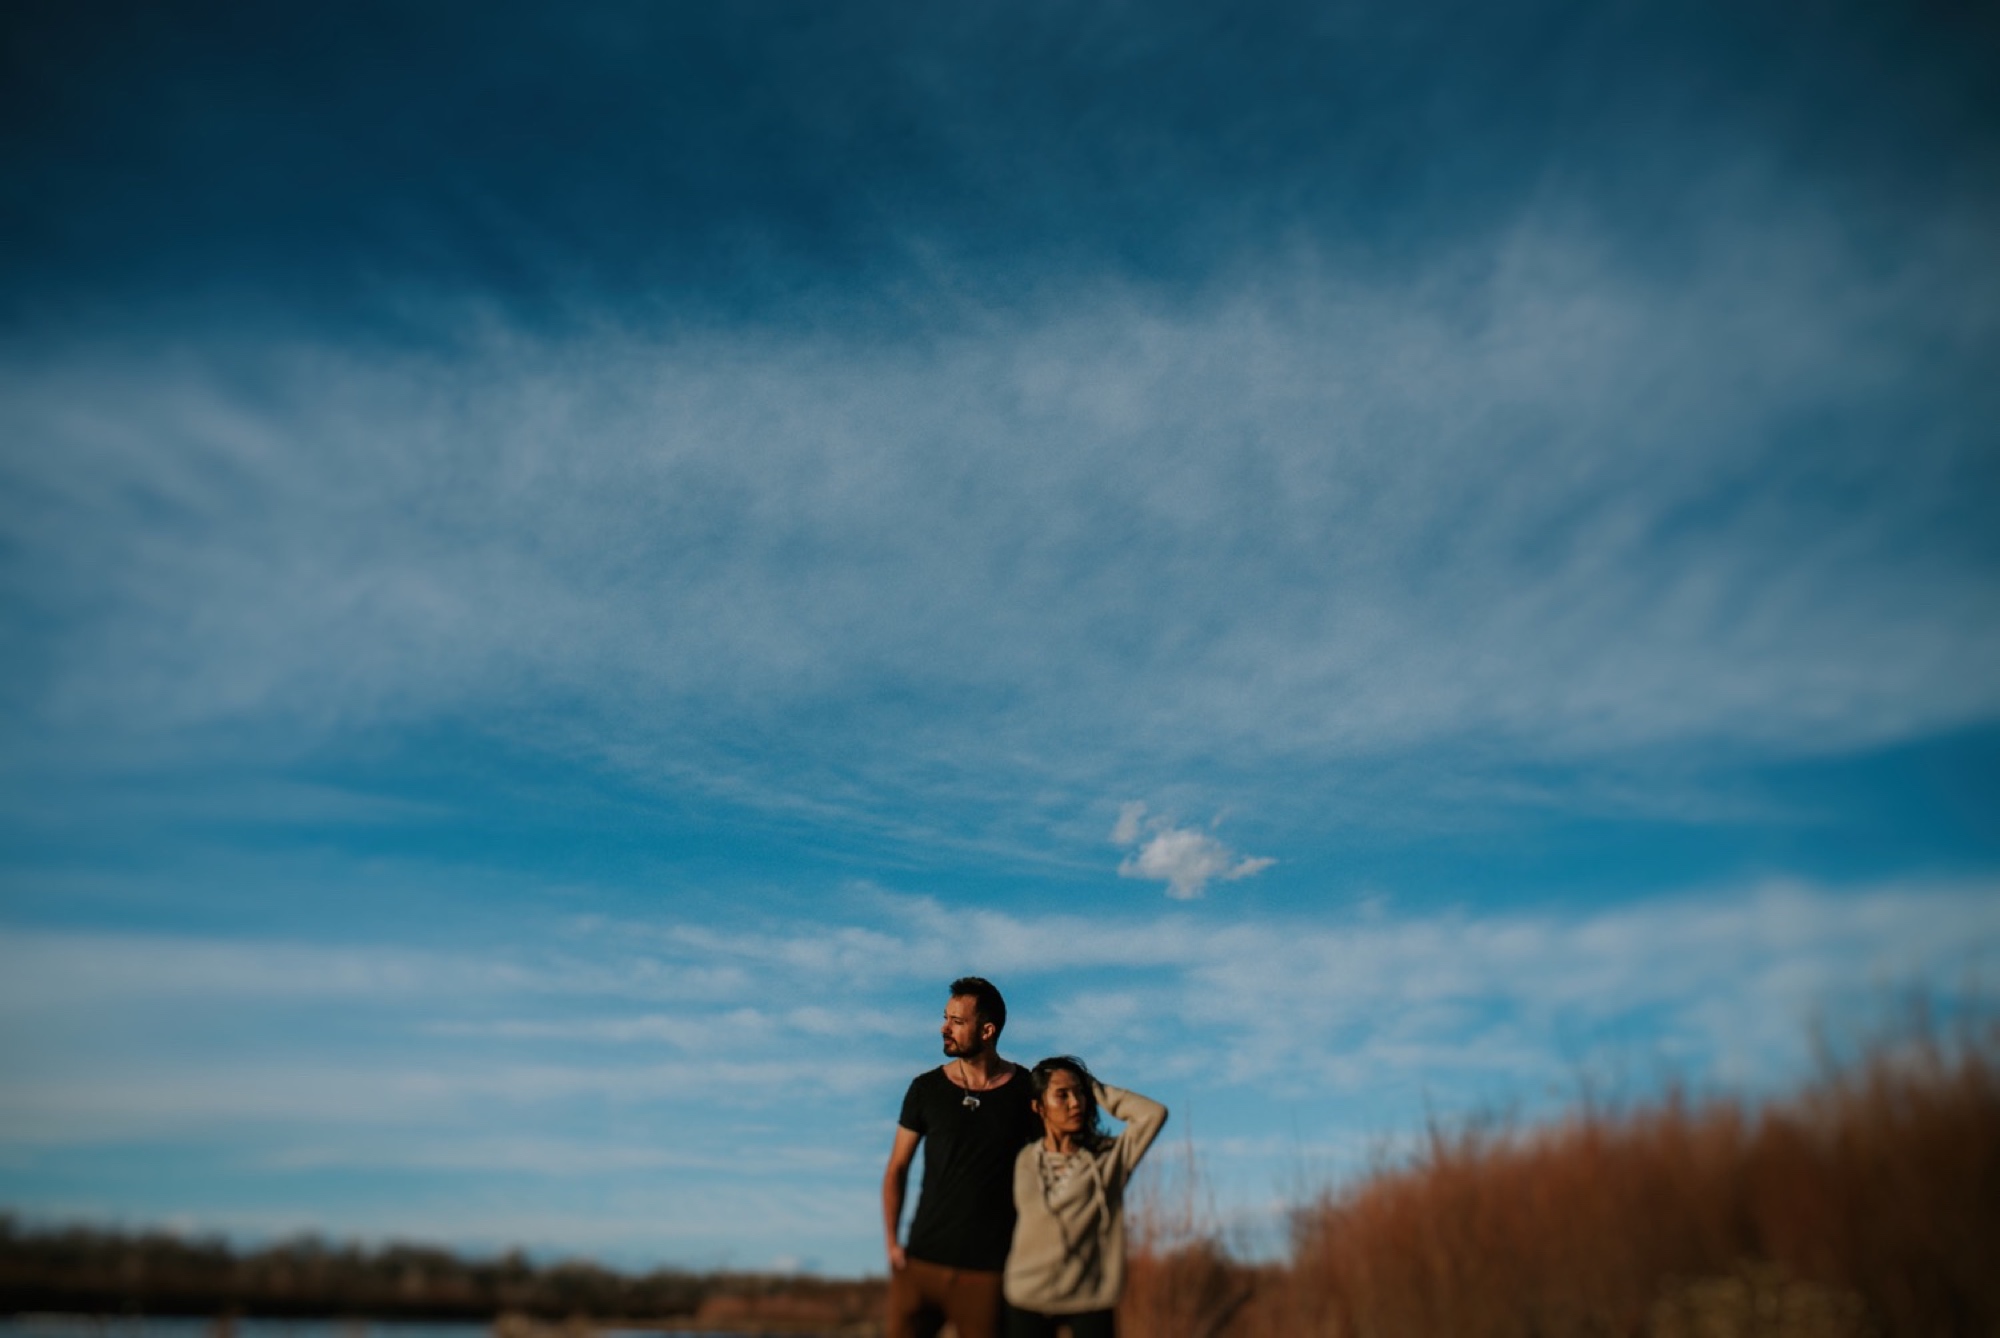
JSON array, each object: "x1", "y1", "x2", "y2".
[{"x1": 1094, "y1": 1080, "x2": 1169, "y2": 1179}]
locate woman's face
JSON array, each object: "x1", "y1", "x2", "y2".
[{"x1": 1038, "y1": 1069, "x2": 1088, "y2": 1137}]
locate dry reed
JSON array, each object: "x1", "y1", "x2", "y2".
[{"x1": 1123, "y1": 1023, "x2": 1999, "y2": 1338}]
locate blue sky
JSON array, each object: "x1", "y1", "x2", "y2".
[{"x1": 3, "y1": 0, "x2": 1999, "y2": 1278}]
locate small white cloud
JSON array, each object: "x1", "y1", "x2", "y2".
[{"x1": 1111, "y1": 802, "x2": 1274, "y2": 899}]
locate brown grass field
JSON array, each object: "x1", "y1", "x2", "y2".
[{"x1": 1120, "y1": 1021, "x2": 1999, "y2": 1338}]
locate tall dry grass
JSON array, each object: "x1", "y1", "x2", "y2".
[
  {"x1": 1124, "y1": 1023, "x2": 2000, "y2": 1338},
  {"x1": 1118, "y1": 1139, "x2": 1261, "y2": 1338}
]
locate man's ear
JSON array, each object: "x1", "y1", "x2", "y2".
[{"x1": 980, "y1": 1020, "x2": 997, "y2": 1044}]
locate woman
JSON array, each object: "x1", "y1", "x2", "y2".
[{"x1": 1003, "y1": 1055, "x2": 1168, "y2": 1338}]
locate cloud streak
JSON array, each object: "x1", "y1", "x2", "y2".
[
  {"x1": 3, "y1": 0, "x2": 1995, "y2": 1278},
  {"x1": 5, "y1": 872, "x2": 1994, "y2": 1266},
  {"x1": 4, "y1": 205, "x2": 1995, "y2": 847},
  {"x1": 11, "y1": 874, "x2": 1992, "y2": 1119}
]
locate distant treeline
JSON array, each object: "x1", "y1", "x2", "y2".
[{"x1": 0, "y1": 1217, "x2": 880, "y2": 1323}]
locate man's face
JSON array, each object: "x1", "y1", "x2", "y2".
[{"x1": 940, "y1": 995, "x2": 990, "y2": 1057}]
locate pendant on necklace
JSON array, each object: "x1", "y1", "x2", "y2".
[{"x1": 957, "y1": 1060, "x2": 981, "y2": 1110}]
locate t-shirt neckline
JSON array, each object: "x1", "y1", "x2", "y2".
[{"x1": 943, "y1": 1060, "x2": 1019, "y2": 1091}]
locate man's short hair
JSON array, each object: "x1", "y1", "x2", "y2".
[{"x1": 950, "y1": 976, "x2": 1006, "y2": 1037}]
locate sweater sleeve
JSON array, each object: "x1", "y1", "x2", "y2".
[{"x1": 1095, "y1": 1081, "x2": 1168, "y2": 1182}]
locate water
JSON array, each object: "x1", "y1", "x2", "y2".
[
  {"x1": 0, "y1": 1323, "x2": 742, "y2": 1338},
  {"x1": 2, "y1": 1323, "x2": 493, "y2": 1338}
]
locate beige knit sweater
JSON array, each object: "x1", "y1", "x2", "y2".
[{"x1": 1003, "y1": 1081, "x2": 1169, "y2": 1315}]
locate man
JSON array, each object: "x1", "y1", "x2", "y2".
[{"x1": 882, "y1": 976, "x2": 1040, "y2": 1338}]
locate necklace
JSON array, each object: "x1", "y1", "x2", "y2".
[{"x1": 957, "y1": 1059, "x2": 991, "y2": 1110}]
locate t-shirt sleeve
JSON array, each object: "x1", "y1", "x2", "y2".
[{"x1": 898, "y1": 1074, "x2": 929, "y2": 1135}]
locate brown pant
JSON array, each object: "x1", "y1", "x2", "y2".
[{"x1": 886, "y1": 1255, "x2": 1004, "y2": 1338}]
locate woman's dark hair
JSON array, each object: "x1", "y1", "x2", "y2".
[{"x1": 1030, "y1": 1055, "x2": 1106, "y2": 1145}]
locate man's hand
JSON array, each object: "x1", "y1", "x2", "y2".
[{"x1": 882, "y1": 1123, "x2": 920, "y2": 1275}]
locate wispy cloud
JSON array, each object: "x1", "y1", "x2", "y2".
[
  {"x1": 4, "y1": 206, "x2": 1994, "y2": 842},
  {"x1": 0, "y1": 1054, "x2": 908, "y2": 1149},
  {"x1": 4, "y1": 0, "x2": 1994, "y2": 1279},
  {"x1": 1112, "y1": 801, "x2": 1274, "y2": 899},
  {"x1": 253, "y1": 1135, "x2": 870, "y2": 1177},
  {"x1": 8, "y1": 875, "x2": 1994, "y2": 1126},
  {"x1": 4, "y1": 873, "x2": 1994, "y2": 1267},
  {"x1": 0, "y1": 932, "x2": 495, "y2": 1006},
  {"x1": 0, "y1": 929, "x2": 751, "y2": 1011},
  {"x1": 427, "y1": 1005, "x2": 906, "y2": 1047}
]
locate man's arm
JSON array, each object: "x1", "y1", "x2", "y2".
[{"x1": 881, "y1": 1124, "x2": 921, "y2": 1271}]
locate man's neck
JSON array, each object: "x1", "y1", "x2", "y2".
[{"x1": 952, "y1": 1049, "x2": 1011, "y2": 1084}]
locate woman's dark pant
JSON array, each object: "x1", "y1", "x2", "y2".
[{"x1": 1003, "y1": 1304, "x2": 1116, "y2": 1338}]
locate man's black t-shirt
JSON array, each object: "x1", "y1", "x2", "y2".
[{"x1": 900, "y1": 1064, "x2": 1040, "y2": 1272}]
